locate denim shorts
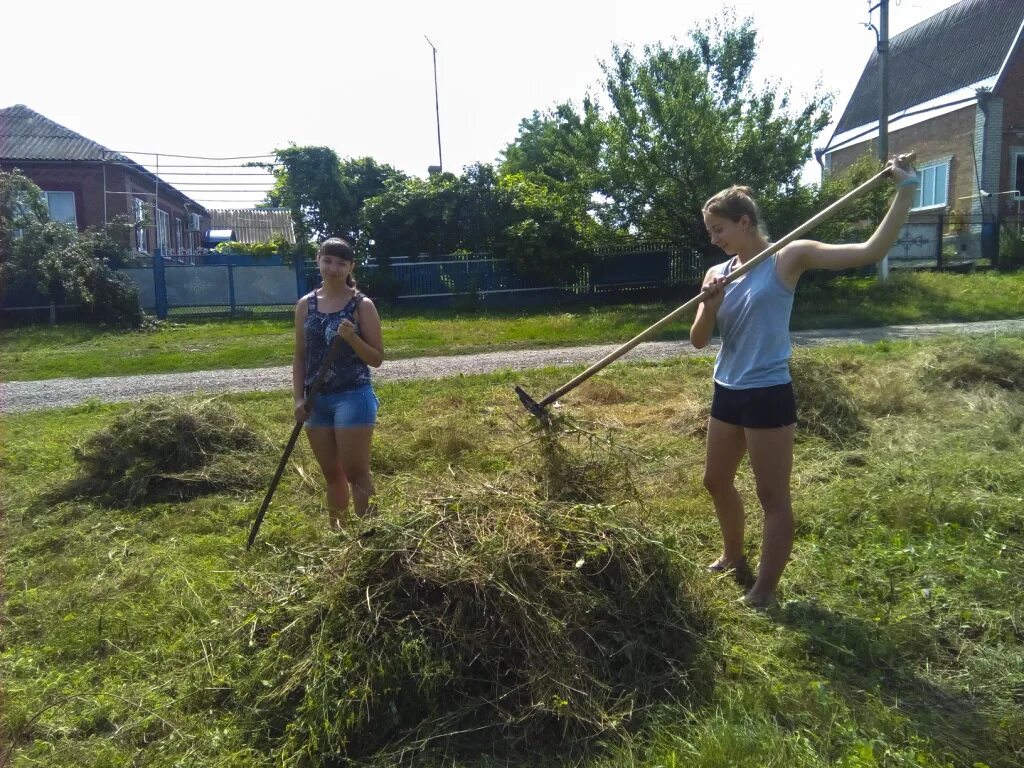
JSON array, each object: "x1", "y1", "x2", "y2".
[
  {"x1": 711, "y1": 381, "x2": 796, "y2": 429},
  {"x1": 305, "y1": 384, "x2": 379, "y2": 428}
]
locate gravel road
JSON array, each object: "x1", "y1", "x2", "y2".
[{"x1": 3, "y1": 318, "x2": 1022, "y2": 414}]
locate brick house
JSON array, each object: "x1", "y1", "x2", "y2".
[
  {"x1": 0, "y1": 104, "x2": 209, "y2": 258},
  {"x1": 819, "y1": 0, "x2": 1024, "y2": 257}
]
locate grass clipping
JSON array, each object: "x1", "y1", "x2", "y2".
[
  {"x1": 238, "y1": 498, "x2": 715, "y2": 765},
  {"x1": 922, "y1": 336, "x2": 1024, "y2": 391},
  {"x1": 791, "y1": 353, "x2": 866, "y2": 444},
  {"x1": 61, "y1": 398, "x2": 267, "y2": 505}
]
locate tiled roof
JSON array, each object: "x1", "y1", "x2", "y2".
[
  {"x1": 0, "y1": 104, "x2": 127, "y2": 161},
  {"x1": 833, "y1": 0, "x2": 1024, "y2": 135},
  {"x1": 208, "y1": 208, "x2": 296, "y2": 244},
  {"x1": 0, "y1": 104, "x2": 207, "y2": 211}
]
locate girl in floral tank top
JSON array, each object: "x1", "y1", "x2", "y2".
[{"x1": 292, "y1": 238, "x2": 384, "y2": 529}]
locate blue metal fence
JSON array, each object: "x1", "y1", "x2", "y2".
[{"x1": 1, "y1": 245, "x2": 704, "y2": 321}]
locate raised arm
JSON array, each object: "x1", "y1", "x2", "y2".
[{"x1": 779, "y1": 160, "x2": 919, "y2": 281}]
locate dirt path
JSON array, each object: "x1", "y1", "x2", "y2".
[{"x1": 3, "y1": 318, "x2": 1022, "y2": 414}]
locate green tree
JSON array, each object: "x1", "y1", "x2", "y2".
[
  {"x1": 360, "y1": 164, "x2": 591, "y2": 281},
  {"x1": 257, "y1": 147, "x2": 406, "y2": 246},
  {"x1": 0, "y1": 168, "x2": 48, "y2": 260},
  {"x1": 598, "y1": 12, "x2": 831, "y2": 249},
  {"x1": 500, "y1": 99, "x2": 606, "y2": 203}
]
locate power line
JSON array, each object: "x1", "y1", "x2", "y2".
[
  {"x1": 106, "y1": 161, "x2": 279, "y2": 169},
  {"x1": 115, "y1": 151, "x2": 277, "y2": 160},
  {"x1": 164, "y1": 182, "x2": 273, "y2": 186},
  {"x1": 140, "y1": 172, "x2": 274, "y2": 176}
]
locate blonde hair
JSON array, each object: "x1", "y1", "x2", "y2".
[{"x1": 703, "y1": 186, "x2": 768, "y2": 237}]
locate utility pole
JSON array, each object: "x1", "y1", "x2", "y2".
[
  {"x1": 425, "y1": 36, "x2": 443, "y2": 174},
  {"x1": 867, "y1": 0, "x2": 892, "y2": 280},
  {"x1": 877, "y1": 0, "x2": 889, "y2": 163}
]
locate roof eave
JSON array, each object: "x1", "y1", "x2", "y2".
[
  {"x1": 993, "y1": 16, "x2": 1024, "y2": 92},
  {"x1": 822, "y1": 78, "x2": 994, "y2": 157}
]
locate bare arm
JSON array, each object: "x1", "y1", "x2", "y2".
[
  {"x1": 339, "y1": 298, "x2": 384, "y2": 368},
  {"x1": 779, "y1": 162, "x2": 919, "y2": 282},
  {"x1": 690, "y1": 267, "x2": 726, "y2": 350},
  {"x1": 292, "y1": 297, "x2": 309, "y2": 420}
]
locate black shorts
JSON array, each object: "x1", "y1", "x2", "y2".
[{"x1": 711, "y1": 382, "x2": 797, "y2": 429}]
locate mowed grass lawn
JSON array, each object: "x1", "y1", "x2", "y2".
[
  {"x1": 2, "y1": 271, "x2": 1022, "y2": 381},
  {"x1": 2, "y1": 335, "x2": 1022, "y2": 767}
]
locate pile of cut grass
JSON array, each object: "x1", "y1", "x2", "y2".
[
  {"x1": 791, "y1": 353, "x2": 866, "y2": 444},
  {"x1": 235, "y1": 493, "x2": 716, "y2": 766},
  {"x1": 57, "y1": 398, "x2": 269, "y2": 505},
  {"x1": 922, "y1": 336, "x2": 1024, "y2": 391},
  {"x1": 531, "y1": 414, "x2": 643, "y2": 503}
]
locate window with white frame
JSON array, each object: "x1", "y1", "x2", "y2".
[
  {"x1": 912, "y1": 160, "x2": 949, "y2": 209},
  {"x1": 41, "y1": 191, "x2": 77, "y2": 226},
  {"x1": 133, "y1": 197, "x2": 148, "y2": 252},
  {"x1": 1012, "y1": 151, "x2": 1024, "y2": 200},
  {"x1": 156, "y1": 209, "x2": 170, "y2": 255},
  {"x1": 175, "y1": 216, "x2": 184, "y2": 254}
]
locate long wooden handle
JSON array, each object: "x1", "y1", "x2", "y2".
[{"x1": 537, "y1": 154, "x2": 914, "y2": 408}]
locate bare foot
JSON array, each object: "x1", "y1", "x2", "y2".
[
  {"x1": 738, "y1": 591, "x2": 779, "y2": 611},
  {"x1": 706, "y1": 556, "x2": 746, "y2": 573}
]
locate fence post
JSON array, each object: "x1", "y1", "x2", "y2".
[
  {"x1": 936, "y1": 213, "x2": 944, "y2": 269},
  {"x1": 153, "y1": 248, "x2": 168, "y2": 319},
  {"x1": 227, "y1": 262, "x2": 236, "y2": 315},
  {"x1": 295, "y1": 247, "x2": 307, "y2": 298}
]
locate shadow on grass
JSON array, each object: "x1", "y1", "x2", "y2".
[{"x1": 775, "y1": 600, "x2": 1019, "y2": 767}]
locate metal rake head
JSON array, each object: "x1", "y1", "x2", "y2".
[{"x1": 514, "y1": 385, "x2": 551, "y2": 422}]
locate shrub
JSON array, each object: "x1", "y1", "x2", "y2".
[{"x1": 1, "y1": 170, "x2": 144, "y2": 327}]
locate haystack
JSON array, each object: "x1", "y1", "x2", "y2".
[
  {"x1": 61, "y1": 398, "x2": 267, "y2": 505},
  {"x1": 923, "y1": 337, "x2": 1024, "y2": 391},
  {"x1": 237, "y1": 494, "x2": 716, "y2": 766}
]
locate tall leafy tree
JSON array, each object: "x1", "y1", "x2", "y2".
[
  {"x1": 598, "y1": 12, "x2": 831, "y2": 249},
  {"x1": 500, "y1": 98, "x2": 606, "y2": 200},
  {"x1": 258, "y1": 147, "x2": 406, "y2": 245}
]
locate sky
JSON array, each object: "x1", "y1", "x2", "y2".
[{"x1": 2, "y1": 0, "x2": 963, "y2": 209}]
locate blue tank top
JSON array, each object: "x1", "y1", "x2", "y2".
[
  {"x1": 711, "y1": 254, "x2": 795, "y2": 389},
  {"x1": 303, "y1": 290, "x2": 373, "y2": 395}
]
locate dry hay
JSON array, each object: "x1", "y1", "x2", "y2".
[
  {"x1": 665, "y1": 392, "x2": 712, "y2": 436},
  {"x1": 921, "y1": 336, "x2": 1024, "y2": 391},
  {"x1": 575, "y1": 378, "x2": 633, "y2": 405},
  {"x1": 530, "y1": 416, "x2": 643, "y2": 504},
  {"x1": 237, "y1": 496, "x2": 716, "y2": 766},
  {"x1": 59, "y1": 398, "x2": 268, "y2": 505},
  {"x1": 791, "y1": 354, "x2": 866, "y2": 445}
]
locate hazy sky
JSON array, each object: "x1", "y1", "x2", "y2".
[{"x1": 2, "y1": 0, "x2": 961, "y2": 207}]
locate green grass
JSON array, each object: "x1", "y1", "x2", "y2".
[
  {"x1": 2, "y1": 271, "x2": 1022, "y2": 381},
  {"x1": 2, "y1": 335, "x2": 1022, "y2": 766}
]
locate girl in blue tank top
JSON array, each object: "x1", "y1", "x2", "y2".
[
  {"x1": 689, "y1": 160, "x2": 921, "y2": 609},
  {"x1": 292, "y1": 237, "x2": 384, "y2": 530}
]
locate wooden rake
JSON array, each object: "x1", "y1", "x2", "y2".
[{"x1": 515, "y1": 153, "x2": 915, "y2": 421}]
